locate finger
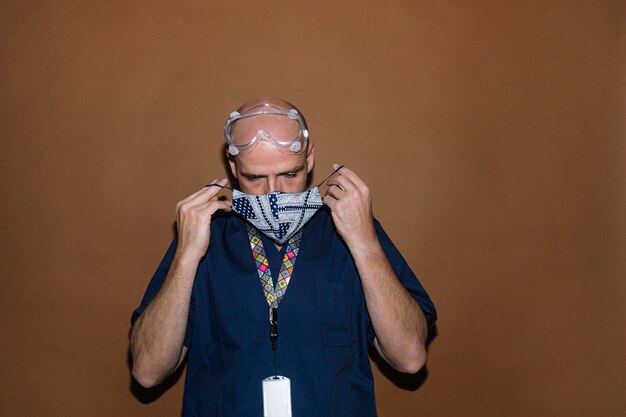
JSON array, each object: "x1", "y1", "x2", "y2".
[
  {"x1": 197, "y1": 199, "x2": 233, "y2": 215},
  {"x1": 187, "y1": 178, "x2": 229, "y2": 205},
  {"x1": 204, "y1": 178, "x2": 229, "y2": 192},
  {"x1": 328, "y1": 172, "x2": 357, "y2": 193},
  {"x1": 204, "y1": 177, "x2": 230, "y2": 190},
  {"x1": 324, "y1": 185, "x2": 344, "y2": 200},
  {"x1": 178, "y1": 178, "x2": 218, "y2": 206},
  {"x1": 333, "y1": 165, "x2": 367, "y2": 189},
  {"x1": 332, "y1": 165, "x2": 371, "y2": 197},
  {"x1": 177, "y1": 178, "x2": 229, "y2": 213},
  {"x1": 326, "y1": 177, "x2": 346, "y2": 192},
  {"x1": 185, "y1": 193, "x2": 220, "y2": 211},
  {"x1": 186, "y1": 200, "x2": 232, "y2": 219},
  {"x1": 323, "y1": 195, "x2": 337, "y2": 210}
]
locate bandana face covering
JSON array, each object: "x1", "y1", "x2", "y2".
[
  {"x1": 207, "y1": 166, "x2": 342, "y2": 245},
  {"x1": 232, "y1": 187, "x2": 322, "y2": 245}
]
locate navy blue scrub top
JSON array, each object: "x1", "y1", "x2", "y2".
[{"x1": 131, "y1": 207, "x2": 437, "y2": 417}]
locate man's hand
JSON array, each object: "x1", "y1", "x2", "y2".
[
  {"x1": 174, "y1": 178, "x2": 231, "y2": 262},
  {"x1": 323, "y1": 164, "x2": 377, "y2": 250},
  {"x1": 130, "y1": 178, "x2": 231, "y2": 388},
  {"x1": 323, "y1": 164, "x2": 428, "y2": 374}
]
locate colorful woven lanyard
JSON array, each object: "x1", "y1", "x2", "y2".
[{"x1": 247, "y1": 224, "x2": 303, "y2": 311}]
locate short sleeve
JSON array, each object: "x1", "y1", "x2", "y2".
[
  {"x1": 130, "y1": 238, "x2": 196, "y2": 348},
  {"x1": 364, "y1": 219, "x2": 438, "y2": 344}
]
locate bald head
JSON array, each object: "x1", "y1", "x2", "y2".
[
  {"x1": 226, "y1": 97, "x2": 315, "y2": 195},
  {"x1": 236, "y1": 96, "x2": 300, "y2": 113},
  {"x1": 227, "y1": 97, "x2": 310, "y2": 153}
]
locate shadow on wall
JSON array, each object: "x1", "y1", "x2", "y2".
[{"x1": 369, "y1": 325, "x2": 438, "y2": 391}]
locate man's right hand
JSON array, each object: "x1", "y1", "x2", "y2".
[
  {"x1": 130, "y1": 178, "x2": 231, "y2": 388},
  {"x1": 174, "y1": 178, "x2": 231, "y2": 262}
]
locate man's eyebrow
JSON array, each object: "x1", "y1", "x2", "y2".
[
  {"x1": 240, "y1": 171, "x2": 263, "y2": 178},
  {"x1": 278, "y1": 165, "x2": 305, "y2": 175},
  {"x1": 241, "y1": 165, "x2": 305, "y2": 178}
]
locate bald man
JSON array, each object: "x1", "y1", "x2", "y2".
[{"x1": 130, "y1": 98, "x2": 436, "y2": 417}]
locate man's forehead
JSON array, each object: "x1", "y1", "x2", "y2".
[{"x1": 234, "y1": 142, "x2": 306, "y2": 172}]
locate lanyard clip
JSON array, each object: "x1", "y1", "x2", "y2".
[{"x1": 270, "y1": 307, "x2": 278, "y2": 351}]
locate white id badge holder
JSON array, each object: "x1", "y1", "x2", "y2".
[{"x1": 262, "y1": 375, "x2": 292, "y2": 417}]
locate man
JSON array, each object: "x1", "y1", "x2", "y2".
[{"x1": 130, "y1": 97, "x2": 436, "y2": 417}]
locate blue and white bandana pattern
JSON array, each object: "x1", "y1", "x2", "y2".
[{"x1": 232, "y1": 187, "x2": 323, "y2": 245}]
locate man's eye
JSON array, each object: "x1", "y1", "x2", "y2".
[
  {"x1": 284, "y1": 173, "x2": 297, "y2": 178},
  {"x1": 247, "y1": 176, "x2": 260, "y2": 182}
]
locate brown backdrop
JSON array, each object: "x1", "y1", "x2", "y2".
[{"x1": 1, "y1": 1, "x2": 625, "y2": 416}]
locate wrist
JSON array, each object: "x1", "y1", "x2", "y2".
[
  {"x1": 346, "y1": 233, "x2": 384, "y2": 261},
  {"x1": 173, "y1": 249, "x2": 203, "y2": 269}
]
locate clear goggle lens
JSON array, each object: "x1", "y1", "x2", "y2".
[{"x1": 224, "y1": 105, "x2": 309, "y2": 155}]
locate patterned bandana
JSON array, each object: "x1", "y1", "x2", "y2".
[
  {"x1": 232, "y1": 187, "x2": 322, "y2": 245},
  {"x1": 205, "y1": 166, "x2": 343, "y2": 245}
]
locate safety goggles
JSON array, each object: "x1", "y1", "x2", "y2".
[{"x1": 224, "y1": 103, "x2": 309, "y2": 156}]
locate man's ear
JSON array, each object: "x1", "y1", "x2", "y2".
[
  {"x1": 306, "y1": 141, "x2": 315, "y2": 174},
  {"x1": 227, "y1": 152, "x2": 238, "y2": 179}
]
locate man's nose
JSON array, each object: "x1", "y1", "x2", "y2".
[{"x1": 267, "y1": 177, "x2": 278, "y2": 193}]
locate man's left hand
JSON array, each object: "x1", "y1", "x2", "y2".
[{"x1": 323, "y1": 164, "x2": 377, "y2": 249}]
